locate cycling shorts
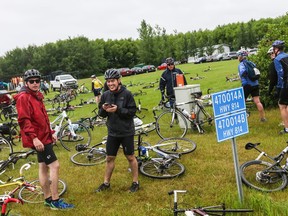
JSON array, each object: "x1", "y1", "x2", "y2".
[
  {"x1": 243, "y1": 84, "x2": 259, "y2": 99},
  {"x1": 106, "y1": 135, "x2": 134, "y2": 156},
  {"x1": 36, "y1": 144, "x2": 57, "y2": 165},
  {"x1": 279, "y1": 87, "x2": 288, "y2": 105}
]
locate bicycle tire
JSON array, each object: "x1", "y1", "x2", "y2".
[
  {"x1": 0, "y1": 110, "x2": 8, "y2": 121},
  {"x1": 18, "y1": 179, "x2": 67, "y2": 203},
  {"x1": 156, "y1": 110, "x2": 187, "y2": 139},
  {"x1": 240, "y1": 160, "x2": 287, "y2": 192},
  {"x1": 156, "y1": 137, "x2": 197, "y2": 155},
  {"x1": 204, "y1": 208, "x2": 253, "y2": 213},
  {"x1": 59, "y1": 122, "x2": 91, "y2": 151},
  {"x1": 70, "y1": 148, "x2": 106, "y2": 166},
  {"x1": 139, "y1": 159, "x2": 185, "y2": 179},
  {"x1": 0, "y1": 137, "x2": 13, "y2": 161}
]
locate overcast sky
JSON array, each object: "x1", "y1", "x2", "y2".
[{"x1": 1, "y1": 0, "x2": 287, "y2": 57}]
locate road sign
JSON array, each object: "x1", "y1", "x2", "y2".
[
  {"x1": 212, "y1": 87, "x2": 246, "y2": 118},
  {"x1": 215, "y1": 110, "x2": 249, "y2": 142}
]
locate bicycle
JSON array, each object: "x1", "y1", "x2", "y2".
[
  {"x1": 70, "y1": 138, "x2": 107, "y2": 166},
  {"x1": 153, "y1": 92, "x2": 213, "y2": 139},
  {"x1": 0, "y1": 137, "x2": 13, "y2": 162},
  {"x1": 0, "y1": 150, "x2": 66, "y2": 204},
  {"x1": 168, "y1": 190, "x2": 253, "y2": 216},
  {"x1": 50, "y1": 109, "x2": 91, "y2": 151},
  {"x1": 135, "y1": 130, "x2": 197, "y2": 179},
  {"x1": 0, "y1": 113, "x2": 21, "y2": 146},
  {"x1": 76, "y1": 107, "x2": 107, "y2": 131},
  {"x1": 240, "y1": 142, "x2": 288, "y2": 192},
  {"x1": 0, "y1": 104, "x2": 17, "y2": 122},
  {"x1": 0, "y1": 195, "x2": 23, "y2": 216}
]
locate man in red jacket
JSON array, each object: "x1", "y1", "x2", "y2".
[{"x1": 14, "y1": 69, "x2": 74, "y2": 210}]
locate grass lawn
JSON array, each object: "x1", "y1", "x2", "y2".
[{"x1": 4, "y1": 60, "x2": 288, "y2": 216}]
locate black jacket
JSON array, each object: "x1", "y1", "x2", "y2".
[
  {"x1": 98, "y1": 86, "x2": 136, "y2": 137},
  {"x1": 159, "y1": 68, "x2": 187, "y2": 97}
]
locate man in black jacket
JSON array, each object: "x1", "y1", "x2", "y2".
[
  {"x1": 95, "y1": 69, "x2": 139, "y2": 193},
  {"x1": 159, "y1": 57, "x2": 187, "y2": 106}
]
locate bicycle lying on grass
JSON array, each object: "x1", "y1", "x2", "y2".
[
  {"x1": 168, "y1": 190, "x2": 253, "y2": 216},
  {"x1": 50, "y1": 109, "x2": 91, "y2": 151},
  {"x1": 0, "y1": 150, "x2": 66, "y2": 205},
  {"x1": 240, "y1": 142, "x2": 288, "y2": 192},
  {"x1": 153, "y1": 92, "x2": 213, "y2": 139},
  {"x1": 135, "y1": 125, "x2": 197, "y2": 179}
]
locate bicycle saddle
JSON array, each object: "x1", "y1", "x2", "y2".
[{"x1": 245, "y1": 142, "x2": 260, "y2": 150}]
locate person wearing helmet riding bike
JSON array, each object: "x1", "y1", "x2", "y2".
[
  {"x1": 159, "y1": 57, "x2": 187, "y2": 106},
  {"x1": 237, "y1": 51, "x2": 266, "y2": 122},
  {"x1": 96, "y1": 69, "x2": 139, "y2": 193},
  {"x1": 14, "y1": 69, "x2": 74, "y2": 210},
  {"x1": 272, "y1": 40, "x2": 288, "y2": 134}
]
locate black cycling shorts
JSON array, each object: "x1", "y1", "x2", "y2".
[
  {"x1": 36, "y1": 144, "x2": 57, "y2": 165},
  {"x1": 106, "y1": 135, "x2": 134, "y2": 156},
  {"x1": 243, "y1": 84, "x2": 260, "y2": 99},
  {"x1": 93, "y1": 88, "x2": 102, "y2": 96},
  {"x1": 279, "y1": 87, "x2": 288, "y2": 105}
]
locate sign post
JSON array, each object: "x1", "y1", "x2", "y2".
[{"x1": 212, "y1": 87, "x2": 248, "y2": 203}]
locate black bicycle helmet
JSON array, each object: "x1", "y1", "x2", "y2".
[
  {"x1": 104, "y1": 69, "x2": 121, "y2": 80},
  {"x1": 272, "y1": 40, "x2": 285, "y2": 49},
  {"x1": 24, "y1": 69, "x2": 41, "y2": 81},
  {"x1": 165, "y1": 57, "x2": 174, "y2": 65}
]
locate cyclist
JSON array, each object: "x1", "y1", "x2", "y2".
[
  {"x1": 95, "y1": 69, "x2": 139, "y2": 193},
  {"x1": 237, "y1": 51, "x2": 266, "y2": 122},
  {"x1": 267, "y1": 47, "x2": 279, "y2": 98},
  {"x1": 14, "y1": 69, "x2": 74, "y2": 210},
  {"x1": 272, "y1": 40, "x2": 288, "y2": 134},
  {"x1": 91, "y1": 74, "x2": 103, "y2": 103},
  {"x1": 159, "y1": 57, "x2": 187, "y2": 107}
]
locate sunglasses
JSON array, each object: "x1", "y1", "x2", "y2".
[
  {"x1": 28, "y1": 79, "x2": 40, "y2": 84},
  {"x1": 167, "y1": 64, "x2": 174, "y2": 66}
]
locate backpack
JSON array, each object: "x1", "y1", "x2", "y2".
[{"x1": 244, "y1": 60, "x2": 260, "y2": 81}]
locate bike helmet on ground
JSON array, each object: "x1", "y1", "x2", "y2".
[
  {"x1": 267, "y1": 47, "x2": 274, "y2": 54},
  {"x1": 237, "y1": 51, "x2": 248, "y2": 57},
  {"x1": 91, "y1": 74, "x2": 96, "y2": 78},
  {"x1": 104, "y1": 69, "x2": 121, "y2": 80},
  {"x1": 24, "y1": 69, "x2": 41, "y2": 81},
  {"x1": 272, "y1": 40, "x2": 285, "y2": 49},
  {"x1": 165, "y1": 57, "x2": 175, "y2": 65}
]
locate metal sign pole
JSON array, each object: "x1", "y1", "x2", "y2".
[{"x1": 231, "y1": 137, "x2": 244, "y2": 203}]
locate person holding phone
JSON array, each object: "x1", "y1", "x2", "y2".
[{"x1": 95, "y1": 69, "x2": 139, "y2": 193}]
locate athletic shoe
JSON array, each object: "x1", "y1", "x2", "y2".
[
  {"x1": 95, "y1": 183, "x2": 110, "y2": 192},
  {"x1": 279, "y1": 129, "x2": 288, "y2": 135},
  {"x1": 44, "y1": 200, "x2": 52, "y2": 207},
  {"x1": 260, "y1": 118, "x2": 267, "y2": 122},
  {"x1": 129, "y1": 182, "x2": 139, "y2": 193},
  {"x1": 50, "y1": 199, "x2": 74, "y2": 210}
]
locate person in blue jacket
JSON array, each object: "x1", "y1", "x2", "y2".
[
  {"x1": 272, "y1": 40, "x2": 288, "y2": 134},
  {"x1": 237, "y1": 51, "x2": 266, "y2": 122}
]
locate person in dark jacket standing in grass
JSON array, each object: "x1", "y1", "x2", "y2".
[
  {"x1": 159, "y1": 57, "x2": 187, "y2": 107},
  {"x1": 95, "y1": 69, "x2": 139, "y2": 193},
  {"x1": 14, "y1": 69, "x2": 74, "y2": 210}
]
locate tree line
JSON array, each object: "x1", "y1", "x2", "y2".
[{"x1": 0, "y1": 13, "x2": 287, "y2": 86}]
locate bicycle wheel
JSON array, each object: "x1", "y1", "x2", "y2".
[
  {"x1": 240, "y1": 160, "x2": 287, "y2": 192},
  {"x1": 156, "y1": 137, "x2": 197, "y2": 155},
  {"x1": 140, "y1": 159, "x2": 185, "y2": 179},
  {"x1": 18, "y1": 179, "x2": 67, "y2": 203},
  {"x1": 0, "y1": 110, "x2": 8, "y2": 121},
  {"x1": 70, "y1": 148, "x2": 106, "y2": 166},
  {"x1": 59, "y1": 122, "x2": 91, "y2": 151},
  {"x1": 156, "y1": 110, "x2": 187, "y2": 139},
  {"x1": 0, "y1": 137, "x2": 13, "y2": 161}
]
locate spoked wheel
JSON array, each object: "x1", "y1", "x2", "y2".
[
  {"x1": 70, "y1": 148, "x2": 106, "y2": 166},
  {"x1": 140, "y1": 160, "x2": 185, "y2": 179},
  {"x1": 59, "y1": 122, "x2": 91, "y2": 151},
  {"x1": 156, "y1": 137, "x2": 197, "y2": 155},
  {"x1": 240, "y1": 160, "x2": 287, "y2": 192},
  {"x1": 156, "y1": 110, "x2": 187, "y2": 139},
  {"x1": 0, "y1": 137, "x2": 13, "y2": 161},
  {"x1": 18, "y1": 179, "x2": 67, "y2": 203}
]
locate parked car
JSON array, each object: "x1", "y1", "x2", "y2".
[
  {"x1": 131, "y1": 67, "x2": 144, "y2": 75},
  {"x1": 212, "y1": 53, "x2": 224, "y2": 61},
  {"x1": 222, "y1": 52, "x2": 238, "y2": 60},
  {"x1": 194, "y1": 56, "x2": 206, "y2": 64},
  {"x1": 142, "y1": 65, "x2": 156, "y2": 73},
  {"x1": 118, "y1": 68, "x2": 133, "y2": 77},
  {"x1": 248, "y1": 48, "x2": 258, "y2": 56},
  {"x1": 157, "y1": 63, "x2": 167, "y2": 70},
  {"x1": 205, "y1": 56, "x2": 214, "y2": 62}
]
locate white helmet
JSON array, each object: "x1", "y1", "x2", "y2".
[{"x1": 267, "y1": 47, "x2": 273, "y2": 54}]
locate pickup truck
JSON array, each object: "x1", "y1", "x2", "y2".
[{"x1": 50, "y1": 74, "x2": 78, "y2": 91}]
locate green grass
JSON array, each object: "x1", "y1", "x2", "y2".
[{"x1": 3, "y1": 60, "x2": 288, "y2": 216}]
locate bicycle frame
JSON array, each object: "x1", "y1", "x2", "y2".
[{"x1": 50, "y1": 110, "x2": 76, "y2": 137}]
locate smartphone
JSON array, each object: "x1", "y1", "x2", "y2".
[{"x1": 104, "y1": 103, "x2": 112, "y2": 108}]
